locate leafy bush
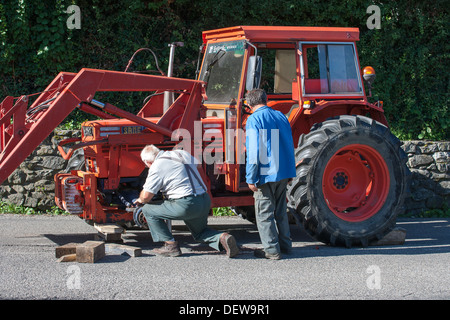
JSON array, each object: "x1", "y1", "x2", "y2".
[{"x1": 0, "y1": 0, "x2": 448, "y2": 140}]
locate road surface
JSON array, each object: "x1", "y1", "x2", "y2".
[{"x1": 0, "y1": 214, "x2": 448, "y2": 305}]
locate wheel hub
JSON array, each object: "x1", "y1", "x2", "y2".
[
  {"x1": 322, "y1": 144, "x2": 390, "y2": 222},
  {"x1": 333, "y1": 172, "x2": 348, "y2": 189}
]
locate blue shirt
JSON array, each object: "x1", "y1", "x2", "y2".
[{"x1": 245, "y1": 106, "x2": 296, "y2": 186}]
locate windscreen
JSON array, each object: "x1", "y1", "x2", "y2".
[{"x1": 199, "y1": 40, "x2": 246, "y2": 104}]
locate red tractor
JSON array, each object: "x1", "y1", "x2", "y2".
[{"x1": 0, "y1": 26, "x2": 409, "y2": 247}]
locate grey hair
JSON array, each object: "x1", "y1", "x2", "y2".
[
  {"x1": 141, "y1": 145, "x2": 160, "y2": 162},
  {"x1": 246, "y1": 89, "x2": 267, "y2": 107}
]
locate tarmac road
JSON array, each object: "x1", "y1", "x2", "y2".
[{"x1": 0, "y1": 214, "x2": 449, "y2": 303}]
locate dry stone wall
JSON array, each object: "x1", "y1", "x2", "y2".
[
  {"x1": 0, "y1": 129, "x2": 449, "y2": 215},
  {"x1": 401, "y1": 140, "x2": 450, "y2": 215},
  {"x1": 0, "y1": 129, "x2": 80, "y2": 211}
]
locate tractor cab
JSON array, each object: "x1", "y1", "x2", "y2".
[{"x1": 197, "y1": 26, "x2": 378, "y2": 194}]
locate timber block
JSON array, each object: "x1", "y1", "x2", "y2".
[
  {"x1": 105, "y1": 243, "x2": 142, "y2": 257},
  {"x1": 57, "y1": 254, "x2": 77, "y2": 263},
  {"x1": 76, "y1": 241, "x2": 105, "y2": 263},
  {"x1": 95, "y1": 232, "x2": 123, "y2": 242},
  {"x1": 370, "y1": 227, "x2": 407, "y2": 246},
  {"x1": 94, "y1": 223, "x2": 124, "y2": 243},
  {"x1": 55, "y1": 242, "x2": 78, "y2": 258}
]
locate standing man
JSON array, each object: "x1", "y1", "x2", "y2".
[
  {"x1": 245, "y1": 89, "x2": 296, "y2": 260},
  {"x1": 134, "y1": 145, "x2": 239, "y2": 258}
]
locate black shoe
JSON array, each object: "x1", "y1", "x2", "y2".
[
  {"x1": 220, "y1": 233, "x2": 239, "y2": 258},
  {"x1": 254, "y1": 249, "x2": 281, "y2": 260},
  {"x1": 153, "y1": 241, "x2": 182, "y2": 257}
]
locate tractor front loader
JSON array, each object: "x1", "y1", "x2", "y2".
[
  {"x1": 0, "y1": 68, "x2": 207, "y2": 224},
  {"x1": 1, "y1": 26, "x2": 410, "y2": 247}
]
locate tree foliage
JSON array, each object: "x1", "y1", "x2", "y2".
[{"x1": 0, "y1": 0, "x2": 448, "y2": 139}]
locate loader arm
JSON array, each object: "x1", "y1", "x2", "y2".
[{"x1": 0, "y1": 68, "x2": 205, "y2": 184}]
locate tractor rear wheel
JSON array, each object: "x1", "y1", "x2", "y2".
[{"x1": 287, "y1": 115, "x2": 410, "y2": 247}]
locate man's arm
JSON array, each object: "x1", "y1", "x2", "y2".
[
  {"x1": 134, "y1": 190, "x2": 154, "y2": 206},
  {"x1": 245, "y1": 119, "x2": 260, "y2": 190}
]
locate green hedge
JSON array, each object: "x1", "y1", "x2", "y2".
[{"x1": 0, "y1": 0, "x2": 448, "y2": 139}]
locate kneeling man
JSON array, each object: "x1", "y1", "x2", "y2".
[{"x1": 134, "y1": 145, "x2": 239, "y2": 258}]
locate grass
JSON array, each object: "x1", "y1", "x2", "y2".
[
  {"x1": 399, "y1": 204, "x2": 450, "y2": 219},
  {"x1": 1, "y1": 201, "x2": 448, "y2": 218},
  {"x1": 0, "y1": 201, "x2": 68, "y2": 215},
  {"x1": 0, "y1": 201, "x2": 236, "y2": 217},
  {"x1": 212, "y1": 207, "x2": 236, "y2": 217}
]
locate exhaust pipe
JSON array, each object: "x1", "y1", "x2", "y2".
[{"x1": 163, "y1": 42, "x2": 184, "y2": 112}]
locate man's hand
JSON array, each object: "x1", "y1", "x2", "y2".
[
  {"x1": 134, "y1": 190, "x2": 154, "y2": 206},
  {"x1": 248, "y1": 183, "x2": 258, "y2": 192},
  {"x1": 133, "y1": 199, "x2": 145, "y2": 207}
]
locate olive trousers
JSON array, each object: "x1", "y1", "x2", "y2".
[
  {"x1": 142, "y1": 192, "x2": 223, "y2": 251},
  {"x1": 253, "y1": 178, "x2": 292, "y2": 255}
]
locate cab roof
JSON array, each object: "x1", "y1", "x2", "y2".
[{"x1": 202, "y1": 25, "x2": 359, "y2": 43}]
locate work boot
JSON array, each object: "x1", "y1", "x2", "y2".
[
  {"x1": 254, "y1": 248, "x2": 281, "y2": 260},
  {"x1": 153, "y1": 241, "x2": 182, "y2": 257},
  {"x1": 219, "y1": 233, "x2": 239, "y2": 258}
]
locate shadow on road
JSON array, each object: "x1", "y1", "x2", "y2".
[{"x1": 43, "y1": 218, "x2": 450, "y2": 261}]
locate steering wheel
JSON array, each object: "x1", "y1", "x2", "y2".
[{"x1": 242, "y1": 103, "x2": 252, "y2": 115}]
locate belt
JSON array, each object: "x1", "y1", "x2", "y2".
[{"x1": 168, "y1": 192, "x2": 207, "y2": 200}]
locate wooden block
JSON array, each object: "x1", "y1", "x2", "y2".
[
  {"x1": 94, "y1": 224, "x2": 124, "y2": 243},
  {"x1": 370, "y1": 227, "x2": 406, "y2": 246},
  {"x1": 55, "y1": 243, "x2": 78, "y2": 258},
  {"x1": 105, "y1": 243, "x2": 142, "y2": 257},
  {"x1": 76, "y1": 241, "x2": 105, "y2": 263},
  {"x1": 94, "y1": 223, "x2": 124, "y2": 234},
  {"x1": 57, "y1": 254, "x2": 77, "y2": 263},
  {"x1": 95, "y1": 232, "x2": 123, "y2": 243}
]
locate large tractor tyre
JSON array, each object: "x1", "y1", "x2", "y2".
[{"x1": 287, "y1": 115, "x2": 410, "y2": 247}]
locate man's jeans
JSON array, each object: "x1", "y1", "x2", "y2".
[
  {"x1": 141, "y1": 193, "x2": 222, "y2": 251},
  {"x1": 253, "y1": 178, "x2": 292, "y2": 254}
]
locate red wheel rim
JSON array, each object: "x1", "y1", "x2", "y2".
[{"x1": 322, "y1": 144, "x2": 390, "y2": 222}]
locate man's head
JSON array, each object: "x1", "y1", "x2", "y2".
[
  {"x1": 141, "y1": 145, "x2": 160, "y2": 167},
  {"x1": 246, "y1": 89, "x2": 267, "y2": 107}
]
